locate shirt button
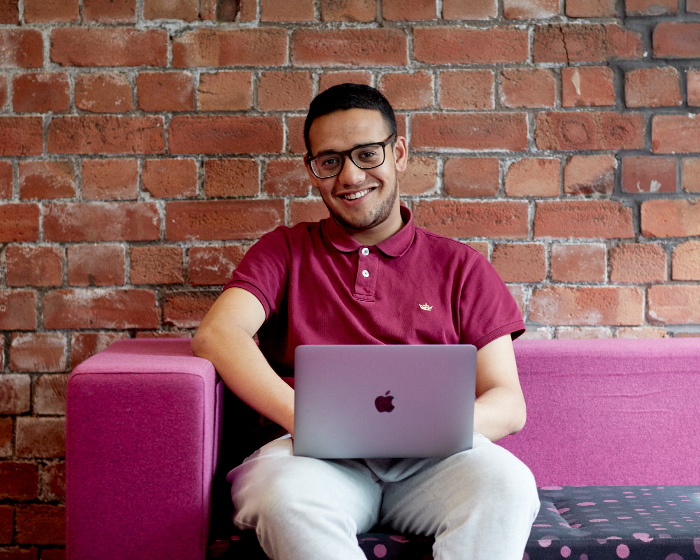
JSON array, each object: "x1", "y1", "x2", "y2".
[
  {"x1": 361, "y1": 248, "x2": 370, "y2": 256},
  {"x1": 362, "y1": 270, "x2": 370, "y2": 278}
]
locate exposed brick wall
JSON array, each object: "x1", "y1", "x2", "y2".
[{"x1": 0, "y1": 0, "x2": 699, "y2": 555}]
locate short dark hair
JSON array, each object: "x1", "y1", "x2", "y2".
[{"x1": 303, "y1": 83, "x2": 397, "y2": 154}]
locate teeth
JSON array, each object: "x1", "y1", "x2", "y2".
[{"x1": 344, "y1": 189, "x2": 371, "y2": 200}]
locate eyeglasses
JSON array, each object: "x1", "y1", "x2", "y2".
[{"x1": 306, "y1": 134, "x2": 397, "y2": 179}]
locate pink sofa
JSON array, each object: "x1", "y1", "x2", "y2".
[{"x1": 66, "y1": 337, "x2": 700, "y2": 560}]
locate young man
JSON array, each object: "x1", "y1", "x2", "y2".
[{"x1": 192, "y1": 84, "x2": 540, "y2": 560}]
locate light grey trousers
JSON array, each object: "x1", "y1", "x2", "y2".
[{"x1": 227, "y1": 433, "x2": 540, "y2": 560}]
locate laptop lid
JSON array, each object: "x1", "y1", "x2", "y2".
[{"x1": 293, "y1": 344, "x2": 477, "y2": 459}]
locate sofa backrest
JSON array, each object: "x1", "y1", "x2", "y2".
[{"x1": 499, "y1": 338, "x2": 700, "y2": 486}]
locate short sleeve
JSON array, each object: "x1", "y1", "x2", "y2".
[
  {"x1": 458, "y1": 252, "x2": 525, "y2": 349},
  {"x1": 223, "y1": 228, "x2": 290, "y2": 321}
]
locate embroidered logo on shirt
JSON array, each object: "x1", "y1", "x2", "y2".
[{"x1": 419, "y1": 303, "x2": 433, "y2": 311}]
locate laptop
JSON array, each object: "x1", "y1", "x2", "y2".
[{"x1": 293, "y1": 344, "x2": 477, "y2": 459}]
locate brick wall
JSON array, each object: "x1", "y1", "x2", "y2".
[{"x1": 1, "y1": 0, "x2": 699, "y2": 556}]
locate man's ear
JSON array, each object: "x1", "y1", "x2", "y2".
[{"x1": 393, "y1": 136, "x2": 408, "y2": 173}]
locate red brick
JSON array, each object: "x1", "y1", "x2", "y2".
[
  {"x1": 84, "y1": 0, "x2": 136, "y2": 22},
  {"x1": 413, "y1": 200, "x2": 528, "y2": 239},
  {"x1": 258, "y1": 72, "x2": 312, "y2": 111},
  {"x1": 690, "y1": 0, "x2": 700, "y2": 12},
  {"x1": 319, "y1": 72, "x2": 372, "y2": 92},
  {"x1": 70, "y1": 332, "x2": 129, "y2": 369},
  {"x1": 0, "y1": 161, "x2": 12, "y2": 199},
  {"x1": 0, "y1": 30, "x2": 43, "y2": 69},
  {"x1": 535, "y1": 201, "x2": 634, "y2": 239},
  {"x1": 172, "y1": 29, "x2": 287, "y2": 67},
  {"x1": 672, "y1": 241, "x2": 700, "y2": 281},
  {"x1": 130, "y1": 246, "x2": 184, "y2": 285},
  {"x1": 25, "y1": 0, "x2": 78, "y2": 22},
  {"x1": 66, "y1": 244, "x2": 125, "y2": 286},
  {"x1": 169, "y1": 116, "x2": 282, "y2": 155},
  {"x1": 648, "y1": 285, "x2": 700, "y2": 325},
  {"x1": 0, "y1": 118, "x2": 42, "y2": 156},
  {"x1": 166, "y1": 200, "x2": 284, "y2": 240},
  {"x1": 442, "y1": 0, "x2": 497, "y2": 18},
  {"x1": 616, "y1": 327, "x2": 668, "y2": 339},
  {"x1": 81, "y1": 159, "x2": 138, "y2": 200},
  {"x1": 137, "y1": 72, "x2": 194, "y2": 112},
  {"x1": 0, "y1": 374, "x2": 30, "y2": 414},
  {"x1": 163, "y1": 291, "x2": 217, "y2": 328},
  {"x1": 622, "y1": 156, "x2": 676, "y2": 194},
  {"x1": 625, "y1": 67, "x2": 681, "y2": 108},
  {"x1": 51, "y1": 28, "x2": 167, "y2": 67},
  {"x1": 19, "y1": 161, "x2": 75, "y2": 200},
  {"x1": 627, "y1": 0, "x2": 677, "y2": 14},
  {"x1": 0, "y1": 419, "x2": 12, "y2": 459},
  {"x1": 263, "y1": 159, "x2": 310, "y2": 197},
  {"x1": 504, "y1": 0, "x2": 558, "y2": 19},
  {"x1": 288, "y1": 116, "x2": 306, "y2": 154},
  {"x1": 44, "y1": 202, "x2": 160, "y2": 242},
  {"x1": 48, "y1": 116, "x2": 164, "y2": 155},
  {"x1": 261, "y1": 0, "x2": 314, "y2": 20},
  {"x1": 204, "y1": 159, "x2": 259, "y2": 197},
  {"x1": 43, "y1": 289, "x2": 158, "y2": 329},
  {"x1": 641, "y1": 199, "x2": 700, "y2": 237},
  {"x1": 40, "y1": 549, "x2": 65, "y2": 560},
  {"x1": 562, "y1": 66, "x2": 615, "y2": 107},
  {"x1": 0, "y1": 203, "x2": 39, "y2": 242},
  {"x1": 682, "y1": 158, "x2": 700, "y2": 193},
  {"x1": 33, "y1": 375, "x2": 68, "y2": 415},
  {"x1": 189, "y1": 245, "x2": 246, "y2": 286},
  {"x1": 378, "y1": 72, "x2": 433, "y2": 110},
  {"x1": 5, "y1": 246, "x2": 62, "y2": 287},
  {"x1": 412, "y1": 113, "x2": 528, "y2": 152},
  {"x1": 499, "y1": 68, "x2": 556, "y2": 109},
  {"x1": 534, "y1": 24, "x2": 643, "y2": 63},
  {"x1": 144, "y1": 0, "x2": 198, "y2": 20},
  {"x1": 610, "y1": 243, "x2": 666, "y2": 283},
  {"x1": 0, "y1": 74, "x2": 6, "y2": 110},
  {"x1": 40, "y1": 462, "x2": 65, "y2": 502},
  {"x1": 15, "y1": 419, "x2": 65, "y2": 459},
  {"x1": 292, "y1": 28, "x2": 407, "y2": 67},
  {"x1": 289, "y1": 199, "x2": 330, "y2": 225},
  {"x1": 0, "y1": 0, "x2": 19, "y2": 23},
  {"x1": 0, "y1": 291, "x2": 37, "y2": 330},
  {"x1": 505, "y1": 158, "x2": 559, "y2": 197},
  {"x1": 197, "y1": 71, "x2": 252, "y2": 111},
  {"x1": 142, "y1": 158, "x2": 197, "y2": 198},
  {"x1": 0, "y1": 462, "x2": 37, "y2": 500},
  {"x1": 321, "y1": 0, "x2": 376, "y2": 21},
  {"x1": 491, "y1": 244, "x2": 546, "y2": 282},
  {"x1": 654, "y1": 22, "x2": 700, "y2": 58},
  {"x1": 567, "y1": 0, "x2": 617, "y2": 16},
  {"x1": 443, "y1": 158, "x2": 499, "y2": 197},
  {"x1": 12, "y1": 73, "x2": 69, "y2": 113},
  {"x1": 536, "y1": 112, "x2": 645, "y2": 151},
  {"x1": 383, "y1": 0, "x2": 436, "y2": 20},
  {"x1": 0, "y1": 506, "x2": 12, "y2": 544},
  {"x1": 530, "y1": 286, "x2": 644, "y2": 326},
  {"x1": 15, "y1": 505, "x2": 65, "y2": 545},
  {"x1": 438, "y1": 71, "x2": 493, "y2": 110},
  {"x1": 400, "y1": 157, "x2": 438, "y2": 196},
  {"x1": 0, "y1": 547, "x2": 41, "y2": 559},
  {"x1": 75, "y1": 73, "x2": 132, "y2": 113},
  {"x1": 550, "y1": 243, "x2": 606, "y2": 282},
  {"x1": 652, "y1": 115, "x2": 700, "y2": 154},
  {"x1": 557, "y1": 326, "x2": 612, "y2": 339},
  {"x1": 414, "y1": 27, "x2": 528, "y2": 64},
  {"x1": 564, "y1": 155, "x2": 616, "y2": 195},
  {"x1": 689, "y1": 69, "x2": 700, "y2": 107}
]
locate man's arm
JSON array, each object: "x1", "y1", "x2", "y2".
[
  {"x1": 472, "y1": 334, "x2": 526, "y2": 442},
  {"x1": 191, "y1": 287, "x2": 296, "y2": 436}
]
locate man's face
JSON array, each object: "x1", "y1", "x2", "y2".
[{"x1": 305, "y1": 108, "x2": 408, "y2": 242}]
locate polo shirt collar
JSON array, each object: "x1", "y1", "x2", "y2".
[{"x1": 323, "y1": 205, "x2": 415, "y2": 258}]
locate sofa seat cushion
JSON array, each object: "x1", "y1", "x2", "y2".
[{"x1": 526, "y1": 485, "x2": 700, "y2": 559}]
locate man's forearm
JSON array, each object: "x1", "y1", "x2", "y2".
[{"x1": 472, "y1": 386, "x2": 526, "y2": 442}]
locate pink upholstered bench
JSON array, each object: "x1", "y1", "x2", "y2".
[{"x1": 66, "y1": 338, "x2": 700, "y2": 560}]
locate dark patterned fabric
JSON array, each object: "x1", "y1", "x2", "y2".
[{"x1": 208, "y1": 486, "x2": 700, "y2": 560}]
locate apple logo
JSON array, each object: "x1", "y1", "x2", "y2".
[{"x1": 375, "y1": 391, "x2": 395, "y2": 413}]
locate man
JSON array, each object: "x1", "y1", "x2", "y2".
[{"x1": 192, "y1": 84, "x2": 540, "y2": 560}]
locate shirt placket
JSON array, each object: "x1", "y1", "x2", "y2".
[{"x1": 354, "y1": 246, "x2": 379, "y2": 302}]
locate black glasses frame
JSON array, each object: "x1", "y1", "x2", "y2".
[{"x1": 306, "y1": 134, "x2": 397, "y2": 179}]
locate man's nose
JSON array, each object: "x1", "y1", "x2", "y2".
[{"x1": 337, "y1": 154, "x2": 366, "y2": 185}]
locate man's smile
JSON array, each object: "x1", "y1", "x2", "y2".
[{"x1": 338, "y1": 187, "x2": 376, "y2": 201}]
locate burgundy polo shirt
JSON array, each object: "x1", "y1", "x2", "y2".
[{"x1": 224, "y1": 206, "x2": 524, "y2": 377}]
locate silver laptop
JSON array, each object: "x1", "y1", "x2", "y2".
[{"x1": 293, "y1": 344, "x2": 477, "y2": 459}]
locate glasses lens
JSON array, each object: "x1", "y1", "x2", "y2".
[{"x1": 351, "y1": 144, "x2": 384, "y2": 169}]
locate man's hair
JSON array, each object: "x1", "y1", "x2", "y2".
[{"x1": 303, "y1": 83, "x2": 397, "y2": 154}]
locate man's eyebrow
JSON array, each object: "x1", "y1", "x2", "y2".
[{"x1": 312, "y1": 141, "x2": 379, "y2": 158}]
